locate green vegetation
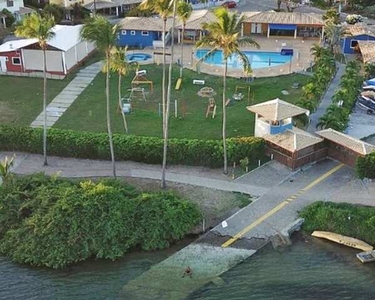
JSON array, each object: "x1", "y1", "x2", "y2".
[
  {"x1": 357, "y1": 152, "x2": 375, "y2": 179},
  {"x1": 0, "y1": 76, "x2": 71, "y2": 125},
  {"x1": 0, "y1": 125, "x2": 264, "y2": 168},
  {"x1": 0, "y1": 174, "x2": 201, "y2": 268},
  {"x1": 318, "y1": 60, "x2": 363, "y2": 131},
  {"x1": 300, "y1": 202, "x2": 375, "y2": 246},
  {"x1": 55, "y1": 65, "x2": 308, "y2": 139},
  {"x1": 297, "y1": 45, "x2": 336, "y2": 114}
]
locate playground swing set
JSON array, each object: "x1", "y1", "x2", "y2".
[{"x1": 118, "y1": 70, "x2": 154, "y2": 115}]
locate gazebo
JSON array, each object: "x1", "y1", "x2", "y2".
[
  {"x1": 247, "y1": 98, "x2": 309, "y2": 137},
  {"x1": 247, "y1": 99, "x2": 325, "y2": 170}
]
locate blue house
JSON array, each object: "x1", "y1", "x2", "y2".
[
  {"x1": 117, "y1": 17, "x2": 173, "y2": 48},
  {"x1": 342, "y1": 24, "x2": 375, "y2": 54}
]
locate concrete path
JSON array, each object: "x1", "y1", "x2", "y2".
[
  {"x1": 1, "y1": 151, "x2": 273, "y2": 197},
  {"x1": 307, "y1": 63, "x2": 346, "y2": 134},
  {"x1": 30, "y1": 62, "x2": 101, "y2": 128}
]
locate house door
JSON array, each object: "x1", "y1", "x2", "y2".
[
  {"x1": 0, "y1": 57, "x2": 7, "y2": 72},
  {"x1": 251, "y1": 23, "x2": 262, "y2": 34}
]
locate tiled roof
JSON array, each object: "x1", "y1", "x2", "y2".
[
  {"x1": 176, "y1": 9, "x2": 216, "y2": 30},
  {"x1": 316, "y1": 128, "x2": 375, "y2": 155},
  {"x1": 358, "y1": 40, "x2": 375, "y2": 64},
  {"x1": 247, "y1": 98, "x2": 309, "y2": 121},
  {"x1": 117, "y1": 16, "x2": 173, "y2": 31},
  {"x1": 264, "y1": 127, "x2": 323, "y2": 152},
  {"x1": 346, "y1": 23, "x2": 375, "y2": 36},
  {"x1": 243, "y1": 11, "x2": 324, "y2": 25}
]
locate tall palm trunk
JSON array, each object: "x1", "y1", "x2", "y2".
[
  {"x1": 118, "y1": 73, "x2": 128, "y2": 133},
  {"x1": 179, "y1": 23, "x2": 185, "y2": 78},
  {"x1": 162, "y1": 19, "x2": 167, "y2": 133},
  {"x1": 106, "y1": 52, "x2": 116, "y2": 177},
  {"x1": 42, "y1": 48, "x2": 48, "y2": 166},
  {"x1": 162, "y1": 0, "x2": 177, "y2": 189},
  {"x1": 222, "y1": 59, "x2": 228, "y2": 174}
]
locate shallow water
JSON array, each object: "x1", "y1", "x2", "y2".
[{"x1": 1, "y1": 235, "x2": 375, "y2": 300}]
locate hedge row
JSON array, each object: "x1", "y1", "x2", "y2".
[
  {"x1": 357, "y1": 152, "x2": 375, "y2": 179},
  {"x1": 0, "y1": 125, "x2": 265, "y2": 168}
]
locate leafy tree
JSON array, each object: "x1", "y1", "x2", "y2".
[
  {"x1": 365, "y1": 63, "x2": 375, "y2": 79},
  {"x1": 71, "y1": 3, "x2": 90, "y2": 23},
  {"x1": 15, "y1": 13, "x2": 55, "y2": 166},
  {"x1": 140, "y1": 0, "x2": 173, "y2": 188},
  {"x1": 1, "y1": 9, "x2": 15, "y2": 27},
  {"x1": 177, "y1": 1, "x2": 192, "y2": 78},
  {"x1": 108, "y1": 46, "x2": 138, "y2": 133},
  {"x1": 196, "y1": 8, "x2": 259, "y2": 174},
  {"x1": 323, "y1": 8, "x2": 340, "y2": 25},
  {"x1": 42, "y1": 4, "x2": 64, "y2": 23},
  {"x1": 81, "y1": 16, "x2": 117, "y2": 177}
]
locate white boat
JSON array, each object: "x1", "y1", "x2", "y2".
[
  {"x1": 311, "y1": 231, "x2": 373, "y2": 251},
  {"x1": 356, "y1": 250, "x2": 375, "y2": 263}
]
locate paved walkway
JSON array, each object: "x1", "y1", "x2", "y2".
[
  {"x1": 307, "y1": 63, "x2": 346, "y2": 134},
  {"x1": 30, "y1": 62, "x2": 102, "y2": 128},
  {"x1": 0, "y1": 151, "x2": 277, "y2": 197}
]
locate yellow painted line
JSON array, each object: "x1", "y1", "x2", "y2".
[
  {"x1": 302, "y1": 163, "x2": 344, "y2": 192},
  {"x1": 221, "y1": 201, "x2": 288, "y2": 248},
  {"x1": 221, "y1": 163, "x2": 345, "y2": 248}
]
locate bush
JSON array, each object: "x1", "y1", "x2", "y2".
[
  {"x1": 1, "y1": 9, "x2": 15, "y2": 27},
  {"x1": 0, "y1": 174, "x2": 201, "y2": 268},
  {"x1": 0, "y1": 125, "x2": 265, "y2": 168},
  {"x1": 356, "y1": 152, "x2": 375, "y2": 179},
  {"x1": 300, "y1": 201, "x2": 375, "y2": 245}
]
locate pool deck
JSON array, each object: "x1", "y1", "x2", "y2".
[{"x1": 130, "y1": 36, "x2": 317, "y2": 78}]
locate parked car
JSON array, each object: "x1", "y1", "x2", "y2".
[
  {"x1": 222, "y1": 1, "x2": 237, "y2": 8},
  {"x1": 358, "y1": 96, "x2": 375, "y2": 114}
]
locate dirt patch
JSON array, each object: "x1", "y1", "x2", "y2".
[
  {"x1": 0, "y1": 101, "x2": 17, "y2": 123},
  {"x1": 123, "y1": 177, "x2": 252, "y2": 232}
]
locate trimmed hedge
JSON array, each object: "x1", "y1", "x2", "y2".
[
  {"x1": 0, "y1": 125, "x2": 265, "y2": 168},
  {"x1": 300, "y1": 201, "x2": 375, "y2": 246},
  {"x1": 357, "y1": 152, "x2": 375, "y2": 179}
]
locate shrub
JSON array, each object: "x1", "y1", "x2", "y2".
[
  {"x1": 300, "y1": 201, "x2": 375, "y2": 246},
  {"x1": 356, "y1": 152, "x2": 375, "y2": 179},
  {"x1": 0, "y1": 174, "x2": 201, "y2": 268},
  {"x1": 1, "y1": 9, "x2": 15, "y2": 27},
  {"x1": 0, "y1": 125, "x2": 265, "y2": 168}
]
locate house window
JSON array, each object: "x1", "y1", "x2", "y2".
[
  {"x1": 350, "y1": 40, "x2": 358, "y2": 48},
  {"x1": 12, "y1": 57, "x2": 21, "y2": 65},
  {"x1": 130, "y1": 30, "x2": 136, "y2": 35},
  {"x1": 122, "y1": 30, "x2": 127, "y2": 35},
  {"x1": 141, "y1": 31, "x2": 149, "y2": 36},
  {"x1": 6, "y1": 0, "x2": 14, "y2": 7}
]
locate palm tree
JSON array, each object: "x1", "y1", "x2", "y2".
[
  {"x1": 310, "y1": 44, "x2": 326, "y2": 63},
  {"x1": 140, "y1": 0, "x2": 173, "y2": 135},
  {"x1": 196, "y1": 7, "x2": 259, "y2": 174},
  {"x1": 324, "y1": 23, "x2": 344, "y2": 55},
  {"x1": 81, "y1": 16, "x2": 117, "y2": 178},
  {"x1": 177, "y1": 1, "x2": 192, "y2": 78},
  {"x1": 317, "y1": 105, "x2": 348, "y2": 131},
  {"x1": 15, "y1": 13, "x2": 55, "y2": 166},
  {"x1": 108, "y1": 46, "x2": 138, "y2": 133}
]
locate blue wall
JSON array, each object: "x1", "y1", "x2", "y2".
[
  {"x1": 270, "y1": 123, "x2": 293, "y2": 135},
  {"x1": 117, "y1": 30, "x2": 160, "y2": 47},
  {"x1": 342, "y1": 34, "x2": 375, "y2": 54}
]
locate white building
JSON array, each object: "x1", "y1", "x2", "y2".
[{"x1": 0, "y1": 0, "x2": 33, "y2": 27}]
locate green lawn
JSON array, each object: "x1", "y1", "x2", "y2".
[
  {"x1": 0, "y1": 76, "x2": 73, "y2": 125},
  {"x1": 54, "y1": 64, "x2": 309, "y2": 140}
]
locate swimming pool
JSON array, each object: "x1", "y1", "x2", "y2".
[
  {"x1": 195, "y1": 50, "x2": 293, "y2": 69},
  {"x1": 126, "y1": 53, "x2": 152, "y2": 62}
]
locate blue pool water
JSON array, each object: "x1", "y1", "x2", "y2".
[
  {"x1": 126, "y1": 53, "x2": 152, "y2": 62},
  {"x1": 195, "y1": 49, "x2": 292, "y2": 69}
]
